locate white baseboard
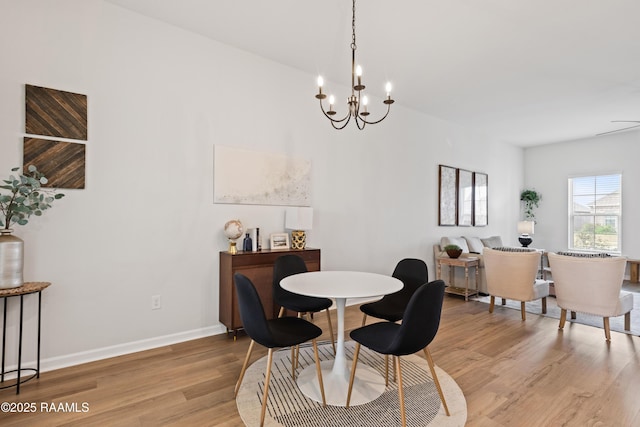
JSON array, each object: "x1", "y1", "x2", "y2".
[{"x1": 24, "y1": 324, "x2": 228, "y2": 376}]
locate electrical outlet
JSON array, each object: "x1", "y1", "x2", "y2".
[{"x1": 151, "y1": 295, "x2": 162, "y2": 310}]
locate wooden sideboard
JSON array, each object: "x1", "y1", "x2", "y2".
[{"x1": 219, "y1": 248, "x2": 321, "y2": 336}]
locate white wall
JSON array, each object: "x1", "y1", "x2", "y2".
[
  {"x1": 0, "y1": 0, "x2": 523, "y2": 371},
  {"x1": 523, "y1": 130, "x2": 640, "y2": 264}
]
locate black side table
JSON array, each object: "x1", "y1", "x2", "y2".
[{"x1": 0, "y1": 282, "x2": 50, "y2": 394}]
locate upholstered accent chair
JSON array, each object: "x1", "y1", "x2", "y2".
[
  {"x1": 484, "y1": 248, "x2": 550, "y2": 320},
  {"x1": 547, "y1": 253, "x2": 632, "y2": 341}
]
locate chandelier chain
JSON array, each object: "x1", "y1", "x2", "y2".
[{"x1": 351, "y1": 0, "x2": 357, "y2": 51}]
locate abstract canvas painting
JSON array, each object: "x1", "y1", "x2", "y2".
[{"x1": 214, "y1": 145, "x2": 311, "y2": 206}]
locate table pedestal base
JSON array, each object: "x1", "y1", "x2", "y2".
[{"x1": 297, "y1": 359, "x2": 386, "y2": 407}]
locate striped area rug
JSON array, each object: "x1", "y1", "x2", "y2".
[{"x1": 236, "y1": 341, "x2": 467, "y2": 426}]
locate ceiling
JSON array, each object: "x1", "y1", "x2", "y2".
[{"x1": 105, "y1": 0, "x2": 640, "y2": 146}]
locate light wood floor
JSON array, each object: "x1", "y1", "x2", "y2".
[{"x1": 1, "y1": 296, "x2": 639, "y2": 426}]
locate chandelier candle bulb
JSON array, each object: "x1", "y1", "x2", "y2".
[
  {"x1": 316, "y1": 76, "x2": 326, "y2": 99},
  {"x1": 328, "y1": 95, "x2": 336, "y2": 115},
  {"x1": 355, "y1": 65, "x2": 364, "y2": 90},
  {"x1": 384, "y1": 82, "x2": 395, "y2": 104}
]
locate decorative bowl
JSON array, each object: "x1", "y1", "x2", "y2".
[{"x1": 446, "y1": 249, "x2": 463, "y2": 259}]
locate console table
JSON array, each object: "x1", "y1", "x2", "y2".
[
  {"x1": 436, "y1": 257, "x2": 479, "y2": 301},
  {"x1": 0, "y1": 281, "x2": 50, "y2": 394},
  {"x1": 219, "y1": 248, "x2": 320, "y2": 337},
  {"x1": 628, "y1": 259, "x2": 640, "y2": 283}
]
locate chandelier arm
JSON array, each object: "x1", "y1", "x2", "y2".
[
  {"x1": 319, "y1": 100, "x2": 351, "y2": 123},
  {"x1": 331, "y1": 114, "x2": 353, "y2": 130},
  {"x1": 354, "y1": 115, "x2": 366, "y2": 130},
  {"x1": 357, "y1": 104, "x2": 392, "y2": 125}
]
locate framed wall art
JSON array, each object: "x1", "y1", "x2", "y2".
[
  {"x1": 457, "y1": 169, "x2": 473, "y2": 226},
  {"x1": 23, "y1": 137, "x2": 86, "y2": 189},
  {"x1": 438, "y1": 165, "x2": 457, "y2": 226},
  {"x1": 25, "y1": 84, "x2": 88, "y2": 141},
  {"x1": 473, "y1": 172, "x2": 488, "y2": 226},
  {"x1": 213, "y1": 145, "x2": 311, "y2": 206}
]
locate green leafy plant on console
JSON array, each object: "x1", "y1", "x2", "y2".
[{"x1": 0, "y1": 165, "x2": 65, "y2": 230}]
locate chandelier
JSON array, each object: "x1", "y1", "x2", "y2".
[{"x1": 315, "y1": 0, "x2": 394, "y2": 130}]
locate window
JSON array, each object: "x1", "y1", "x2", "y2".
[{"x1": 568, "y1": 174, "x2": 621, "y2": 253}]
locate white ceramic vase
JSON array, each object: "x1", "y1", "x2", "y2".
[{"x1": 0, "y1": 228, "x2": 24, "y2": 289}]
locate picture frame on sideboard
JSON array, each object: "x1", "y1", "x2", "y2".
[{"x1": 270, "y1": 233, "x2": 290, "y2": 250}]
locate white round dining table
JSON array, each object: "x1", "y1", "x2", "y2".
[{"x1": 280, "y1": 270, "x2": 403, "y2": 406}]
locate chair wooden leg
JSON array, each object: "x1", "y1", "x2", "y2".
[
  {"x1": 423, "y1": 347, "x2": 450, "y2": 416},
  {"x1": 361, "y1": 312, "x2": 367, "y2": 327},
  {"x1": 501, "y1": 298, "x2": 506, "y2": 305},
  {"x1": 325, "y1": 308, "x2": 336, "y2": 354},
  {"x1": 489, "y1": 295, "x2": 495, "y2": 313},
  {"x1": 521, "y1": 301, "x2": 526, "y2": 321},
  {"x1": 396, "y1": 356, "x2": 406, "y2": 427},
  {"x1": 393, "y1": 356, "x2": 397, "y2": 382},
  {"x1": 603, "y1": 317, "x2": 611, "y2": 342},
  {"x1": 278, "y1": 306, "x2": 285, "y2": 317},
  {"x1": 541, "y1": 297, "x2": 547, "y2": 314},
  {"x1": 293, "y1": 312, "x2": 306, "y2": 373},
  {"x1": 260, "y1": 348, "x2": 274, "y2": 427},
  {"x1": 571, "y1": 311, "x2": 576, "y2": 320},
  {"x1": 234, "y1": 339, "x2": 255, "y2": 397},
  {"x1": 384, "y1": 355, "x2": 389, "y2": 386},
  {"x1": 625, "y1": 312, "x2": 631, "y2": 331},
  {"x1": 345, "y1": 343, "x2": 361, "y2": 408},
  {"x1": 559, "y1": 309, "x2": 567, "y2": 329},
  {"x1": 311, "y1": 339, "x2": 326, "y2": 406}
]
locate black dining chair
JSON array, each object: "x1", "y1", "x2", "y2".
[
  {"x1": 346, "y1": 280, "x2": 450, "y2": 426},
  {"x1": 273, "y1": 254, "x2": 336, "y2": 357},
  {"x1": 359, "y1": 258, "x2": 429, "y2": 326},
  {"x1": 233, "y1": 273, "x2": 326, "y2": 426}
]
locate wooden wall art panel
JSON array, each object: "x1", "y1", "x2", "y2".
[
  {"x1": 25, "y1": 85, "x2": 88, "y2": 141},
  {"x1": 23, "y1": 138, "x2": 86, "y2": 189}
]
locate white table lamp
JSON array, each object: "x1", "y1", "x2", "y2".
[
  {"x1": 517, "y1": 220, "x2": 535, "y2": 247},
  {"x1": 286, "y1": 207, "x2": 313, "y2": 249}
]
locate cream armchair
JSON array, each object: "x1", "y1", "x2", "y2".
[
  {"x1": 547, "y1": 253, "x2": 632, "y2": 342},
  {"x1": 484, "y1": 248, "x2": 550, "y2": 321}
]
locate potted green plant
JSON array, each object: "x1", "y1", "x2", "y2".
[
  {"x1": 0, "y1": 165, "x2": 64, "y2": 288},
  {"x1": 444, "y1": 244, "x2": 463, "y2": 259},
  {"x1": 520, "y1": 189, "x2": 541, "y2": 221}
]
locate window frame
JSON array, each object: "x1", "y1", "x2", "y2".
[{"x1": 567, "y1": 173, "x2": 622, "y2": 254}]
